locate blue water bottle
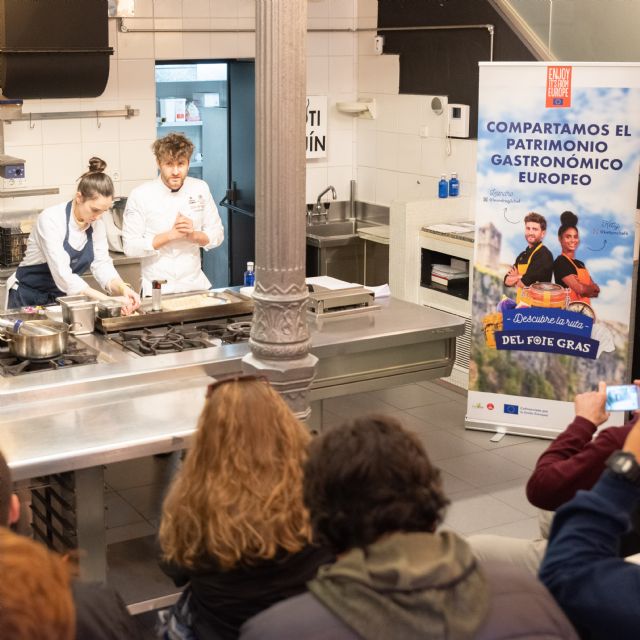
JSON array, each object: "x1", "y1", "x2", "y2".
[
  {"x1": 438, "y1": 175, "x2": 448, "y2": 198},
  {"x1": 449, "y1": 172, "x2": 460, "y2": 197},
  {"x1": 243, "y1": 261, "x2": 255, "y2": 286}
]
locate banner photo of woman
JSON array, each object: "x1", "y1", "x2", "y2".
[{"x1": 467, "y1": 62, "x2": 640, "y2": 437}]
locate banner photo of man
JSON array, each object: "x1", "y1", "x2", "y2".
[{"x1": 467, "y1": 62, "x2": 640, "y2": 437}]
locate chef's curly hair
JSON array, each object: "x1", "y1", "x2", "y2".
[
  {"x1": 159, "y1": 378, "x2": 312, "y2": 570},
  {"x1": 303, "y1": 415, "x2": 449, "y2": 554},
  {"x1": 558, "y1": 210, "x2": 579, "y2": 238},
  {"x1": 524, "y1": 211, "x2": 547, "y2": 231},
  {"x1": 152, "y1": 132, "x2": 194, "y2": 162},
  {"x1": 76, "y1": 156, "x2": 114, "y2": 200}
]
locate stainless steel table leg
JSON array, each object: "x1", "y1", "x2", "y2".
[{"x1": 74, "y1": 467, "x2": 106, "y2": 583}]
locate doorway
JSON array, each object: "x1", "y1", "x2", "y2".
[{"x1": 154, "y1": 60, "x2": 256, "y2": 288}]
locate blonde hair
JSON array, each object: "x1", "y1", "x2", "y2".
[
  {"x1": 159, "y1": 379, "x2": 312, "y2": 570},
  {"x1": 0, "y1": 529, "x2": 75, "y2": 640}
]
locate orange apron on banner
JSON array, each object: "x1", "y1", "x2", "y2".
[
  {"x1": 516, "y1": 243, "x2": 543, "y2": 304},
  {"x1": 562, "y1": 254, "x2": 591, "y2": 304}
]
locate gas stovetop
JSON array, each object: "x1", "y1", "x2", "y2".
[
  {"x1": 109, "y1": 319, "x2": 252, "y2": 357},
  {"x1": 0, "y1": 339, "x2": 99, "y2": 377}
]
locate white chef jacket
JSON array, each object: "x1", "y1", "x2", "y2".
[
  {"x1": 122, "y1": 177, "x2": 224, "y2": 296},
  {"x1": 15, "y1": 201, "x2": 119, "y2": 295}
]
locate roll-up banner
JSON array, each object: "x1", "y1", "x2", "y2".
[{"x1": 467, "y1": 62, "x2": 640, "y2": 438}]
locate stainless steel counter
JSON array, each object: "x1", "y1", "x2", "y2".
[
  {"x1": 1, "y1": 297, "x2": 463, "y2": 586},
  {"x1": 2, "y1": 297, "x2": 463, "y2": 480}
]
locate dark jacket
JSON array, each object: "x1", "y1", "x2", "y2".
[
  {"x1": 540, "y1": 471, "x2": 640, "y2": 640},
  {"x1": 72, "y1": 582, "x2": 146, "y2": 640},
  {"x1": 240, "y1": 532, "x2": 578, "y2": 640},
  {"x1": 526, "y1": 415, "x2": 640, "y2": 556},
  {"x1": 504, "y1": 241, "x2": 554, "y2": 286},
  {"x1": 162, "y1": 544, "x2": 332, "y2": 640},
  {"x1": 527, "y1": 415, "x2": 634, "y2": 511}
]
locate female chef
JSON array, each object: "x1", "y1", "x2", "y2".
[
  {"x1": 8, "y1": 157, "x2": 140, "y2": 313},
  {"x1": 553, "y1": 210, "x2": 600, "y2": 303}
]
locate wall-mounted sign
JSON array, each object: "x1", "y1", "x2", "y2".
[{"x1": 306, "y1": 96, "x2": 327, "y2": 159}]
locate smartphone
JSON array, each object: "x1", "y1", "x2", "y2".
[{"x1": 605, "y1": 384, "x2": 640, "y2": 411}]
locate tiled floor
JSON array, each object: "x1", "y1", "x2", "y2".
[{"x1": 105, "y1": 379, "x2": 550, "y2": 606}]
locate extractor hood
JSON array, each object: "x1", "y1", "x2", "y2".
[{"x1": 0, "y1": 0, "x2": 113, "y2": 99}]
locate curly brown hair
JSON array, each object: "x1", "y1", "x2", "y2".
[
  {"x1": 303, "y1": 414, "x2": 449, "y2": 554},
  {"x1": 0, "y1": 529, "x2": 75, "y2": 639},
  {"x1": 159, "y1": 379, "x2": 313, "y2": 570},
  {"x1": 524, "y1": 211, "x2": 547, "y2": 231},
  {"x1": 152, "y1": 132, "x2": 194, "y2": 163}
]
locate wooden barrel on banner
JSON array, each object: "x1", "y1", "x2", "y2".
[{"x1": 522, "y1": 283, "x2": 568, "y2": 309}]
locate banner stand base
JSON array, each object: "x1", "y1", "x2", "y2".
[{"x1": 465, "y1": 418, "x2": 560, "y2": 441}]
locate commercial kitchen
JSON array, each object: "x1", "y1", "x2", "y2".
[{"x1": 2, "y1": 0, "x2": 637, "y2": 619}]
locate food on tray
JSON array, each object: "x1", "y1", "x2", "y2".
[{"x1": 158, "y1": 294, "x2": 227, "y2": 312}]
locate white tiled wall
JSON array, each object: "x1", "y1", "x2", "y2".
[{"x1": 0, "y1": 0, "x2": 478, "y2": 216}]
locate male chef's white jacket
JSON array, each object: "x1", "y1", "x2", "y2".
[{"x1": 122, "y1": 177, "x2": 224, "y2": 296}]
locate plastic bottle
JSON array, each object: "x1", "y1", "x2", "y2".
[
  {"x1": 243, "y1": 261, "x2": 255, "y2": 287},
  {"x1": 438, "y1": 175, "x2": 448, "y2": 198},
  {"x1": 449, "y1": 172, "x2": 460, "y2": 197}
]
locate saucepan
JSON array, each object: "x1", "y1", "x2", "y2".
[{"x1": 0, "y1": 316, "x2": 71, "y2": 359}]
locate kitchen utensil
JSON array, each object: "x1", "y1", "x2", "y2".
[
  {"x1": 96, "y1": 299, "x2": 123, "y2": 318},
  {"x1": 0, "y1": 318, "x2": 70, "y2": 359},
  {"x1": 111, "y1": 198, "x2": 127, "y2": 230},
  {"x1": 58, "y1": 295, "x2": 96, "y2": 334},
  {"x1": 0, "y1": 317, "x2": 59, "y2": 336}
]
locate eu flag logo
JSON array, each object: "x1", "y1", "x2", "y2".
[
  {"x1": 504, "y1": 404, "x2": 519, "y2": 415},
  {"x1": 553, "y1": 98, "x2": 564, "y2": 106}
]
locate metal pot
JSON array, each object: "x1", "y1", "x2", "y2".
[
  {"x1": 0, "y1": 318, "x2": 70, "y2": 359},
  {"x1": 58, "y1": 295, "x2": 96, "y2": 334}
]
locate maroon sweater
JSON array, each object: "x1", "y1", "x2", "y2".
[{"x1": 526, "y1": 415, "x2": 636, "y2": 511}]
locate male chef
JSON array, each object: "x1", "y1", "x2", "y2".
[
  {"x1": 122, "y1": 133, "x2": 224, "y2": 296},
  {"x1": 504, "y1": 212, "x2": 554, "y2": 304}
]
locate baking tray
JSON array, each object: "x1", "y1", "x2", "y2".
[{"x1": 94, "y1": 289, "x2": 254, "y2": 333}]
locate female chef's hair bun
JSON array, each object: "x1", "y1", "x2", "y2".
[
  {"x1": 558, "y1": 210, "x2": 579, "y2": 237},
  {"x1": 86, "y1": 157, "x2": 107, "y2": 174},
  {"x1": 77, "y1": 156, "x2": 114, "y2": 200}
]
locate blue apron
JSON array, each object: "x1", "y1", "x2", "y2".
[{"x1": 11, "y1": 201, "x2": 94, "y2": 307}]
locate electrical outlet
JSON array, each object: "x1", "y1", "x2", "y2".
[{"x1": 112, "y1": 170, "x2": 120, "y2": 181}]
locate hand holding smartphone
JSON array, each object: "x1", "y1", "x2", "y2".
[{"x1": 605, "y1": 384, "x2": 640, "y2": 412}]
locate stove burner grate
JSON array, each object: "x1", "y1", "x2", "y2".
[
  {"x1": 112, "y1": 320, "x2": 253, "y2": 356},
  {"x1": 196, "y1": 321, "x2": 252, "y2": 344},
  {"x1": 0, "y1": 342, "x2": 98, "y2": 376}
]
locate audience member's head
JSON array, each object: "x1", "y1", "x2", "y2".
[
  {"x1": 160, "y1": 376, "x2": 312, "y2": 570},
  {"x1": 0, "y1": 528, "x2": 75, "y2": 640},
  {"x1": 303, "y1": 414, "x2": 449, "y2": 555},
  {"x1": 0, "y1": 450, "x2": 19, "y2": 527}
]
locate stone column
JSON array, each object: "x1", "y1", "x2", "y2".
[{"x1": 243, "y1": 0, "x2": 317, "y2": 419}]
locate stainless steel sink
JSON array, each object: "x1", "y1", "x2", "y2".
[
  {"x1": 306, "y1": 220, "x2": 357, "y2": 238},
  {"x1": 305, "y1": 202, "x2": 389, "y2": 283}
]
